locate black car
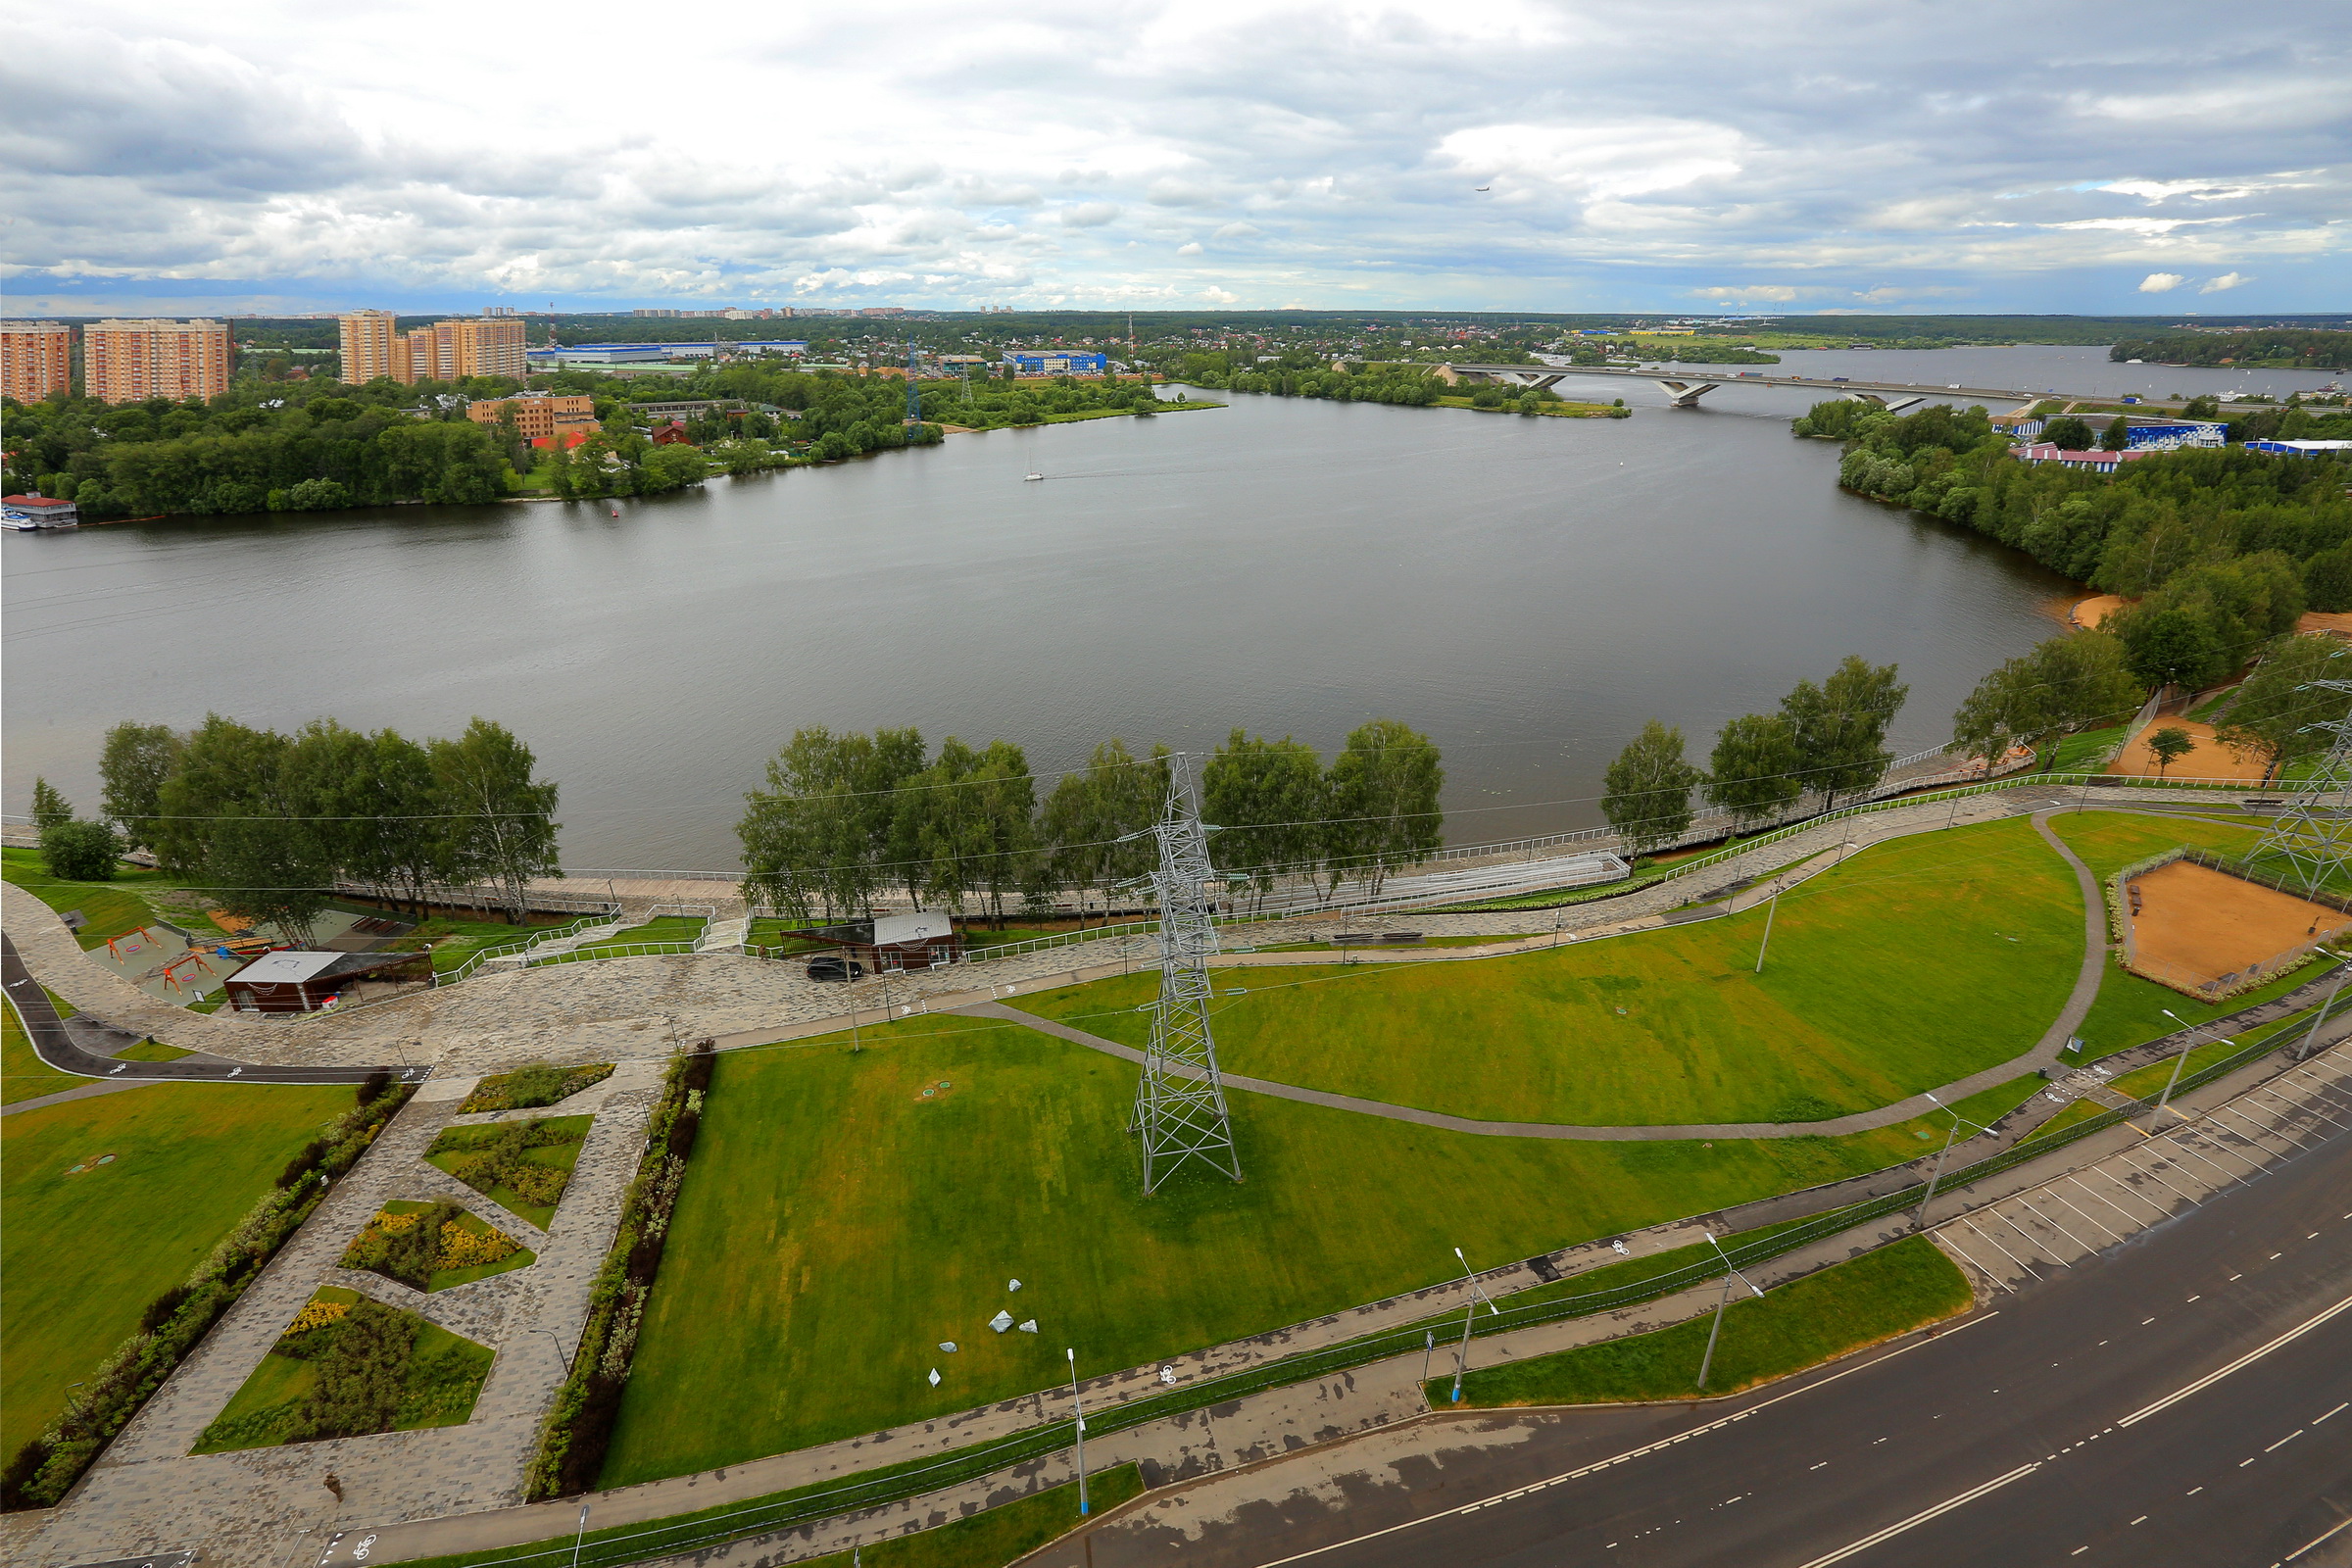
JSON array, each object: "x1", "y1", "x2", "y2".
[{"x1": 806, "y1": 955, "x2": 866, "y2": 982}]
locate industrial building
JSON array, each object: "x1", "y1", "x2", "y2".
[
  {"x1": 524, "y1": 340, "x2": 808, "y2": 369},
  {"x1": 1001, "y1": 349, "x2": 1107, "y2": 375}
]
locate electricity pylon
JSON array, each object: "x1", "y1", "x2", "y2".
[
  {"x1": 906, "y1": 343, "x2": 922, "y2": 426},
  {"x1": 1132, "y1": 755, "x2": 1242, "y2": 1194},
  {"x1": 2247, "y1": 680, "x2": 2352, "y2": 896}
]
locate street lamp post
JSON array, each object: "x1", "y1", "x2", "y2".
[
  {"x1": 1066, "y1": 1348, "x2": 1089, "y2": 1516},
  {"x1": 2295, "y1": 949, "x2": 2351, "y2": 1061},
  {"x1": 1447, "y1": 1247, "x2": 1499, "y2": 1404},
  {"x1": 570, "y1": 1502, "x2": 591, "y2": 1568},
  {"x1": 1910, "y1": 1091, "x2": 1994, "y2": 1230},
  {"x1": 1754, "y1": 888, "x2": 1780, "y2": 974},
  {"x1": 2153, "y1": 1009, "x2": 2235, "y2": 1123},
  {"x1": 1695, "y1": 1231, "x2": 1765, "y2": 1392}
]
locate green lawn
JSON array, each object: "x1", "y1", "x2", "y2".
[
  {"x1": 1, "y1": 1079, "x2": 354, "y2": 1456},
  {"x1": 1017, "y1": 817, "x2": 2083, "y2": 1126},
  {"x1": 603, "y1": 1017, "x2": 2044, "y2": 1483},
  {"x1": 1440, "y1": 1235, "x2": 1971, "y2": 1406},
  {"x1": 2049, "y1": 812, "x2": 2324, "y2": 1059},
  {"x1": 0, "y1": 847, "x2": 184, "y2": 951},
  {"x1": 3, "y1": 999, "x2": 84, "y2": 1104},
  {"x1": 567, "y1": 915, "x2": 707, "y2": 959}
]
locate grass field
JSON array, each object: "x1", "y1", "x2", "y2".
[
  {"x1": 1017, "y1": 818, "x2": 2083, "y2": 1126},
  {"x1": 0, "y1": 847, "x2": 191, "y2": 951},
  {"x1": 1, "y1": 1079, "x2": 354, "y2": 1456},
  {"x1": 1440, "y1": 1235, "x2": 1971, "y2": 1406},
  {"x1": 3, "y1": 999, "x2": 84, "y2": 1103},
  {"x1": 2049, "y1": 812, "x2": 2319, "y2": 1059},
  {"x1": 604, "y1": 1014, "x2": 2047, "y2": 1483}
]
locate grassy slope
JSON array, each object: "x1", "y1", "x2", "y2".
[
  {"x1": 0, "y1": 847, "x2": 182, "y2": 950},
  {"x1": 3, "y1": 1000, "x2": 84, "y2": 1104},
  {"x1": 1443, "y1": 1235, "x2": 1971, "y2": 1406},
  {"x1": 605, "y1": 1018, "x2": 2033, "y2": 1483},
  {"x1": 796, "y1": 1466, "x2": 1145, "y2": 1568},
  {"x1": 2048, "y1": 812, "x2": 2318, "y2": 1059},
  {"x1": 1, "y1": 1080, "x2": 353, "y2": 1454},
  {"x1": 1019, "y1": 818, "x2": 2082, "y2": 1125}
]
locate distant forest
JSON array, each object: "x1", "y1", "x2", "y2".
[{"x1": 2108, "y1": 329, "x2": 2352, "y2": 370}]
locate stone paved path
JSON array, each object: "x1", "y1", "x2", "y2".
[{"x1": 6, "y1": 1060, "x2": 663, "y2": 1568}]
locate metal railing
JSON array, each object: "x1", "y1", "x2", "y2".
[{"x1": 438, "y1": 911, "x2": 628, "y2": 985}]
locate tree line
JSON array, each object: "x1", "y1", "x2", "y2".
[
  {"x1": 38, "y1": 716, "x2": 562, "y2": 940},
  {"x1": 736, "y1": 719, "x2": 1445, "y2": 926},
  {"x1": 1806, "y1": 402, "x2": 2352, "y2": 692},
  {"x1": 1597, "y1": 656, "x2": 1914, "y2": 858},
  {"x1": 2106, "y1": 330, "x2": 2352, "y2": 370}
]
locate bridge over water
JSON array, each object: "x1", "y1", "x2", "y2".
[{"x1": 1414, "y1": 361, "x2": 2158, "y2": 413}]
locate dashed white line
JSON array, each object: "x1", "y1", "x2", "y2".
[
  {"x1": 1790, "y1": 1464, "x2": 2043, "y2": 1568},
  {"x1": 2142, "y1": 1317, "x2": 2156, "y2": 1325},
  {"x1": 2314, "y1": 1402, "x2": 2347, "y2": 1424},
  {"x1": 2266, "y1": 1430, "x2": 2304, "y2": 1452},
  {"x1": 2119, "y1": 1294, "x2": 2352, "y2": 1429}
]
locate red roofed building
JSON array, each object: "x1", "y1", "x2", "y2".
[
  {"x1": 2007, "y1": 445, "x2": 2160, "y2": 474},
  {"x1": 650, "y1": 420, "x2": 695, "y2": 446}
]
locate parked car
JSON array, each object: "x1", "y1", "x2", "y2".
[
  {"x1": 806, "y1": 955, "x2": 867, "y2": 982},
  {"x1": 1832, "y1": 375, "x2": 1850, "y2": 382}
]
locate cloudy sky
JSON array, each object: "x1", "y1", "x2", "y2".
[{"x1": 4, "y1": 0, "x2": 2345, "y2": 317}]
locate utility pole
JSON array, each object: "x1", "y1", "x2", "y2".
[
  {"x1": 1067, "y1": 1348, "x2": 1090, "y2": 1515},
  {"x1": 2295, "y1": 949, "x2": 2350, "y2": 1060},
  {"x1": 2154, "y1": 1009, "x2": 2235, "y2": 1122},
  {"x1": 1695, "y1": 1232, "x2": 1765, "y2": 1391},
  {"x1": 1754, "y1": 888, "x2": 1780, "y2": 973},
  {"x1": 1130, "y1": 755, "x2": 1241, "y2": 1193},
  {"x1": 1447, "y1": 1247, "x2": 1499, "y2": 1404}
]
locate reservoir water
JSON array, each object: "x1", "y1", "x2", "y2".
[{"x1": 4, "y1": 346, "x2": 2334, "y2": 869}]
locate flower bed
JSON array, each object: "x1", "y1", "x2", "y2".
[
  {"x1": 193, "y1": 1286, "x2": 494, "y2": 1453},
  {"x1": 424, "y1": 1115, "x2": 592, "y2": 1229},
  {"x1": 457, "y1": 1062, "x2": 614, "y2": 1114},
  {"x1": 1, "y1": 1079, "x2": 416, "y2": 1509},
  {"x1": 342, "y1": 1200, "x2": 530, "y2": 1292}
]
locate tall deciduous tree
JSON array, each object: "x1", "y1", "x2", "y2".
[
  {"x1": 1203, "y1": 730, "x2": 1327, "y2": 911},
  {"x1": 1782, "y1": 656, "x2": 1909, "y2": 809},
  {"x1": 1704, "y1": 714, "x2": 1802, "y2": 833},
  {"x1": 431, "y1": 719, "x2": 562, "y2": 924},
  {"x1": 737, "y1": 728, "x2": 895, "y2": 922},
  {"x1": 1603, "y1": 721, "x2": 1702, "y2": 860},
  {"x1": 1952, "y1": 631, "x2": 2144, "y2": 773},
  {"x1": 1324, "y1": 719, "x2": 1444, "y2": 898},
  {"x1": 2217, "y1": 633, "x2": 2352, "y2": 783},
  {"x1": 99, "y1": 721, "x2": 182, "y2": 851},
  {"x1": 1042, "y1": 740, "x2": 1165, "y2": 924}
]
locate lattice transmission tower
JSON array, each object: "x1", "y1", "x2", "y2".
[
  {"x1": 2247, "y1": 679, "x2": 2352, "y2": 896},
  {"x1": 1131, "y1": 755, "x2": 1242, "y2": 1195}
]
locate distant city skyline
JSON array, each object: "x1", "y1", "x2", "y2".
[{"x1": 6, "y1": 1, "x2": 2345, "y2": 318}]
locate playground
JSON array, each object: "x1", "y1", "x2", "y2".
[{"x1": 2124, "y1": 858, "x2": 2352, "y2": 992}]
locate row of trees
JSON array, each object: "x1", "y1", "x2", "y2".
[
  {"x1": 1598, "y1": 656, "x2": 1911, "y2": 858},
  {"x1": 79, "y1": 715, "x2": 561, "y2": 939},
  {"x1": 736, "y1": 720, "x2": 1445, "y2": 925}
]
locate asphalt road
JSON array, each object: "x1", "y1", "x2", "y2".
[
  {"x1": 2, "y1": 930, "x2": 402, "y2": 1085},
  {"x1": 1078, "y1": 1122, "x2": 2352, "y2": 1568}
]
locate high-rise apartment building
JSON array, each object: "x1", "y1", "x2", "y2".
[
  {"x1": 0, "y1": 320, "x2": 74, "y2": 403},
  {"x1": 395, "y1": 318, "x2": 529, "y2": 382},
  {"x1": 338, "y1": 309, "x2": 399, "y2": 383},
  {"x1": 83, "y1": 319, "x2": 233, "y2": 405}
]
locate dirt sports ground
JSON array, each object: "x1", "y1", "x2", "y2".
[{"x1": 2127, "y1": 859, "x2": 2352, "y2": 986}]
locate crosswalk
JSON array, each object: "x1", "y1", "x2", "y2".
[{"x1": 1933, "y1": 1048, "x2": 2352, "y2": 1292}]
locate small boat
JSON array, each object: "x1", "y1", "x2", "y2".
[{"x1": 1023, "y1": 472, "x2": 1044, "y2": 482}]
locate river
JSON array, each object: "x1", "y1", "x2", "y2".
[{"x1": 4, "y1": 346, "x2": 2335, "y2": 869}]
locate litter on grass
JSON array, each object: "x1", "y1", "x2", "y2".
[
  {"x1": 927, "y1": 1369, "x2": 941, "y2": 1386},
  {"x1": 1018, "y1": 1319, "x2": 1039, "y2": 1334},
  {"x1": 939, "y1": 1341, "x2": 958, "y2": 1352},
  {"x1": 990, "y1": 1310, "x2": 1014, "y2": 1333},
  {"x1": 1008, "y1": 1278, "x2": 1022, "y2": 1292}
]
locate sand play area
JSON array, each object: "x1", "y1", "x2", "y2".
[
  {"x1": 2126, "y1": 859, "x2": 2352, "y2": 988},
  {"x1": 2106, "y1": 718, "x2": 2268, "y2": 782}
]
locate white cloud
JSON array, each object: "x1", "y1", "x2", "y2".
[
  {"x1": 2201, "y1": 270, "x2": 2252, "y2": 292},
  {"x1": 2137, "y1": 271, "x2": 2184, "y2": 292},
  {"x1": 2, "y1": 1, "x2": 2342, "y2": 311}
]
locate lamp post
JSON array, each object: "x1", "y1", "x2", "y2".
[
  {"x1": 1066, "y1": 1348, "x2": 1089, "y2": 1515},
  {"x1": 570, "y1": 1502, "x2": 591, "y2": 1568},
  {"x1": 1447, "y1": 1247, "x2": 1499, "y2": 1405},
  {"x1": 2295, "y1": 948, "x2": 2351, "y2": 1061},
  {"x1": 1695, "y1": 1231, "x2": 1765, "y2": 1392},
  {"x1": 1754, "y1": 888, "x2": 1781, "y2": 974},
  {"x1": 1911, "y1": 1091, "x2": 1995, "y2": 1231},
  {"x1": 2154, "y1": 1009, "x2": 2235, "y2": 1123}
]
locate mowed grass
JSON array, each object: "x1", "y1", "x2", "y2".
[
  {"x1": 2050, "y1": 812, "x2": 2320, "y2": 1059},
  {"x1": 1018, "y1": 817, "x2": 2084, "y2": 1125},
  {"x1": 3, "y1": 998, "x2": 84, "y2": 1104},
  {"x1": 0, "y1": 1079, "x2": 353, "y2": 1455},
  {"x1": 605, "y1": 1018, "x2": 2042, "y2": 1483},
  {"x1": 0, "y1": 847, "x2": 182, "y2": 951},
  {"x1": 1441, "y1": 1235, "x2": 1971, "y2": 1407}
]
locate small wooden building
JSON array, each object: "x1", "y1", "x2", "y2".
[
  {"x1": 223, "y1": 950, "x2": 433, "y2": 1013},
  {"x1": 824, "y1": 910, "x2": 964, "y2": 972}
]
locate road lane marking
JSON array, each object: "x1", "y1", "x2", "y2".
[
  {"x1": 1250, "y1": 1312, "x2": 2001, "y2": 1567},
  {"x1": 1790, "y1": 1464, "x2": 2043, "y2": 1568},
  {"x1": 2142, "y1": 1318, "x2": 2156, "y2": 1325},
  {"x1": 2132, "y1": 1516, "x2": 2147, "y2": 1525},
  {"x1": 2314, "y1": 1402, "x2": 2346, "y2": 1423},
  {"x1": 2186, "y1": 1295, "x2": 2201, "y2": 1302},
  {"x1": 2266, "y1": 1430, "x2": 2303, "y2": 1451},
  {"x1": 2285, "y1": 1516, "x2": 2352, "y2": 1561},
  {"x1": 2119, "y1": 1294, "x2": 2352, "y2": 1429}
]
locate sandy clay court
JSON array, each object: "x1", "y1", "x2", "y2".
[
  {"x1": 2106, "y1": 717, "x2": 2269, "y2": 782},
  {"x1": 2126, "y1": 858, "x2": 2352, "y2": 988}
]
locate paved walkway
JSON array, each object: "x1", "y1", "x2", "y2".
[
  {"x1": 318, "y1": 1041, "x2": 2351, "y2": 1568},
  {"x1": 5, "y1": 1063, "x2": 662, "y2": 1568}
]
